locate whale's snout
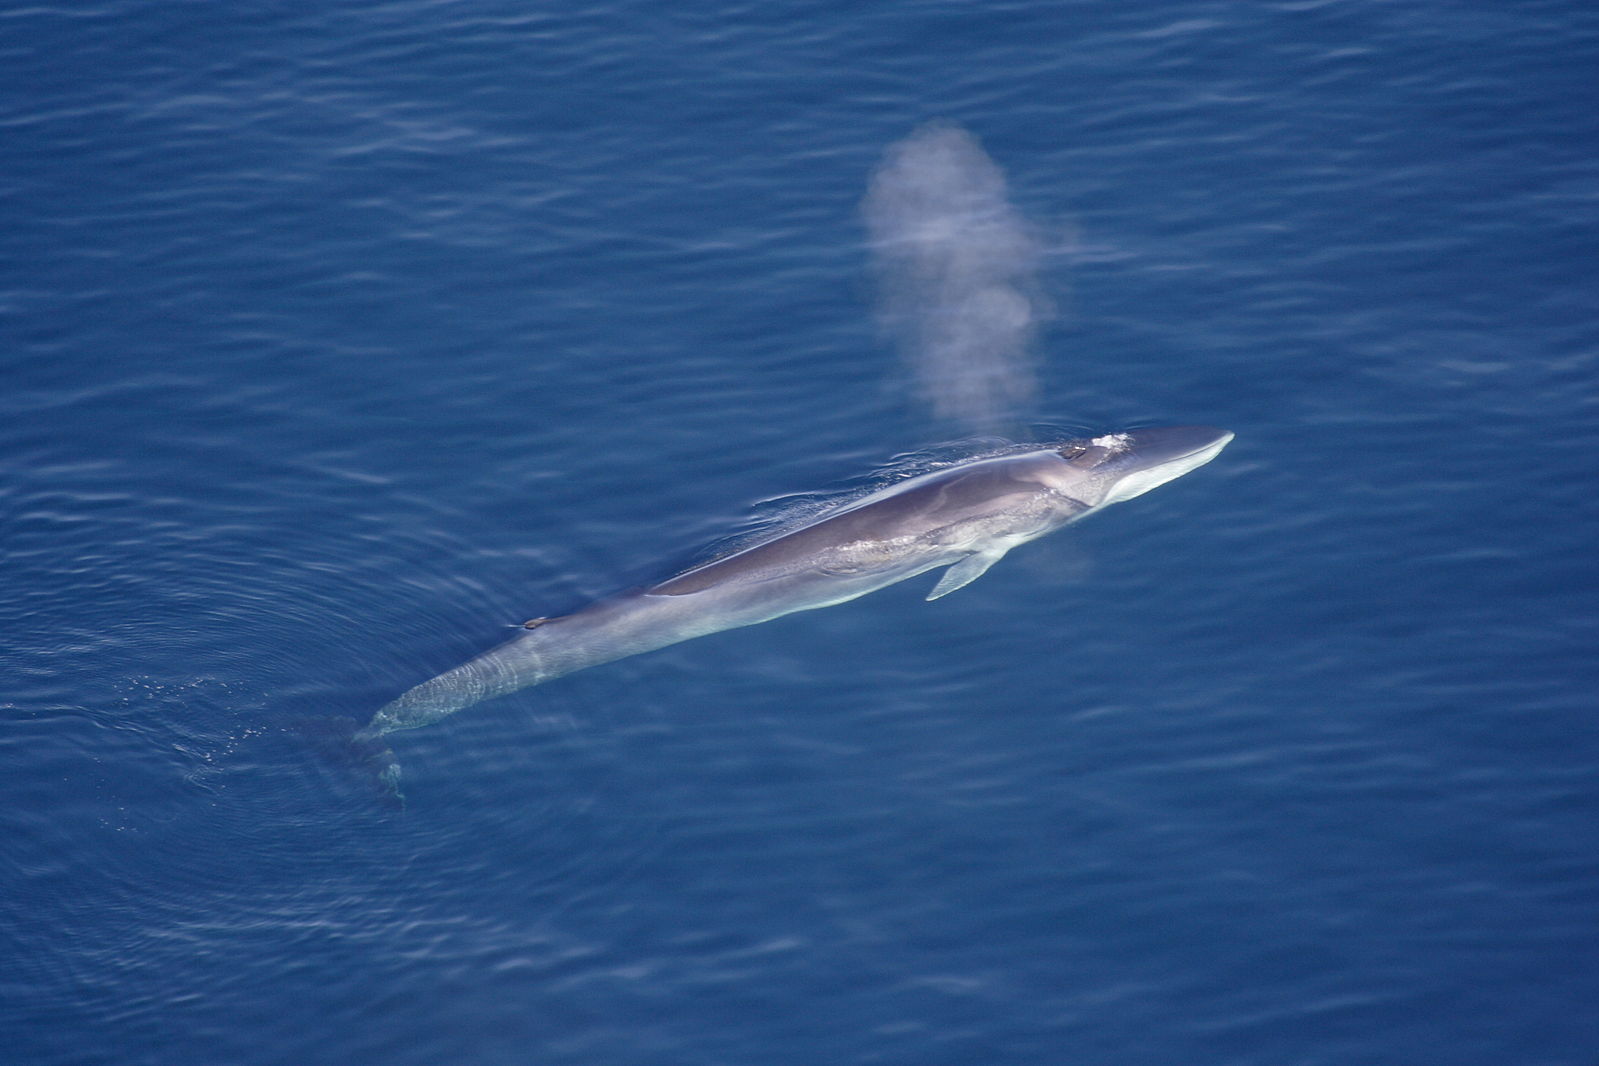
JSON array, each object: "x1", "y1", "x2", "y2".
[
  {"x1": 1055, "y1": 425, "x2": 1233, "y2": 508},
  {"x1": 1118, "y1": 425, "x2": 1234, "y2": 467}
]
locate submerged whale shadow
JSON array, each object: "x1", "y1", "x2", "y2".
[{"x1": 291, "y1": 716, "x2": 405, "y2": 810}]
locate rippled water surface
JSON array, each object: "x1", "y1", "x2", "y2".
[{"x1": 4, "y1": 3, "x2": 1597, "y2": 1064}]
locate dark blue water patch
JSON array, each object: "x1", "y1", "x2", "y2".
[{"x1": 4, "y1": 1, "x2": 1599, "y2": 1064}]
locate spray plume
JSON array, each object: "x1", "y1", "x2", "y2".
[{"x1": 863, "y1": 123, "x2": 1050, "y2": 435}]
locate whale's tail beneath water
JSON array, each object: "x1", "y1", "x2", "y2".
[
  {"x1": 354, "y1": 726, "x2": 404, "y2": 808},
  {"x1": 294, "y1": 716, "x2": 405, "y2": 809}
]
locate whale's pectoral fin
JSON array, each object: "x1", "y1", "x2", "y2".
[{"x1": 926, "y1": 550, "x2": 1005, "y2": 601}]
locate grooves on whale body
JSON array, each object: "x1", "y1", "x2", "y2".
[{"x1": 357, "y1": 426, "x2": 1232, "y2": 796}]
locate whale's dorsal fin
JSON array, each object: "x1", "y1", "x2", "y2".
[{"x1": 926, "y1": 550, "x2": 1004, "y2": 601}]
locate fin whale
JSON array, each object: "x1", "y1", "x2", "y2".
[{"x1": 358, "y1": 426, "x2": 1232, "y2": 796}]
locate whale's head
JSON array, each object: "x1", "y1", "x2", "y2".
[{"x1": 1050, "y1": 426, "x2": 1233, "y2": 512}]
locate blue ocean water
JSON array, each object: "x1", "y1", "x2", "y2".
[{"x1": 4, "y1": 2, "x2": 1597, "y2": 1063}]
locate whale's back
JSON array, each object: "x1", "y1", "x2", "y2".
[{"x1": 650, "y1": 451, "x2": 1065, "y2": 596}]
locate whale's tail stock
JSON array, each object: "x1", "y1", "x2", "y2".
[
  {"x1": 294, "y1": 715, "x2": 405, "y2": 809},
  {"x1": 299, "y1": 652, "x2": 518, "y2": 809}
]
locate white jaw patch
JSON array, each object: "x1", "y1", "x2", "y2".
[{"x1": 1099, "y1": 435, "x2": 1231, "y2": 506}]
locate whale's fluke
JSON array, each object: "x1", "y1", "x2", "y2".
[{"x1": 295, "y1": 716, "x2": 405, "y2": 809}]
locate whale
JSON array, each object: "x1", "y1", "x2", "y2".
[{"x1": 357, "y1": 426, "x2": 1232, "y2": 797}]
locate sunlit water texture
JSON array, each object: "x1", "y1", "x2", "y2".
[{"x1": 3, "y1": 3, "x2": 1597, "y2": 1065}]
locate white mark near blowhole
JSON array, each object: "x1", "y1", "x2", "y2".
[{"x1": 1090, "y1": 433, "x2": 1132, "y2": 452}]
